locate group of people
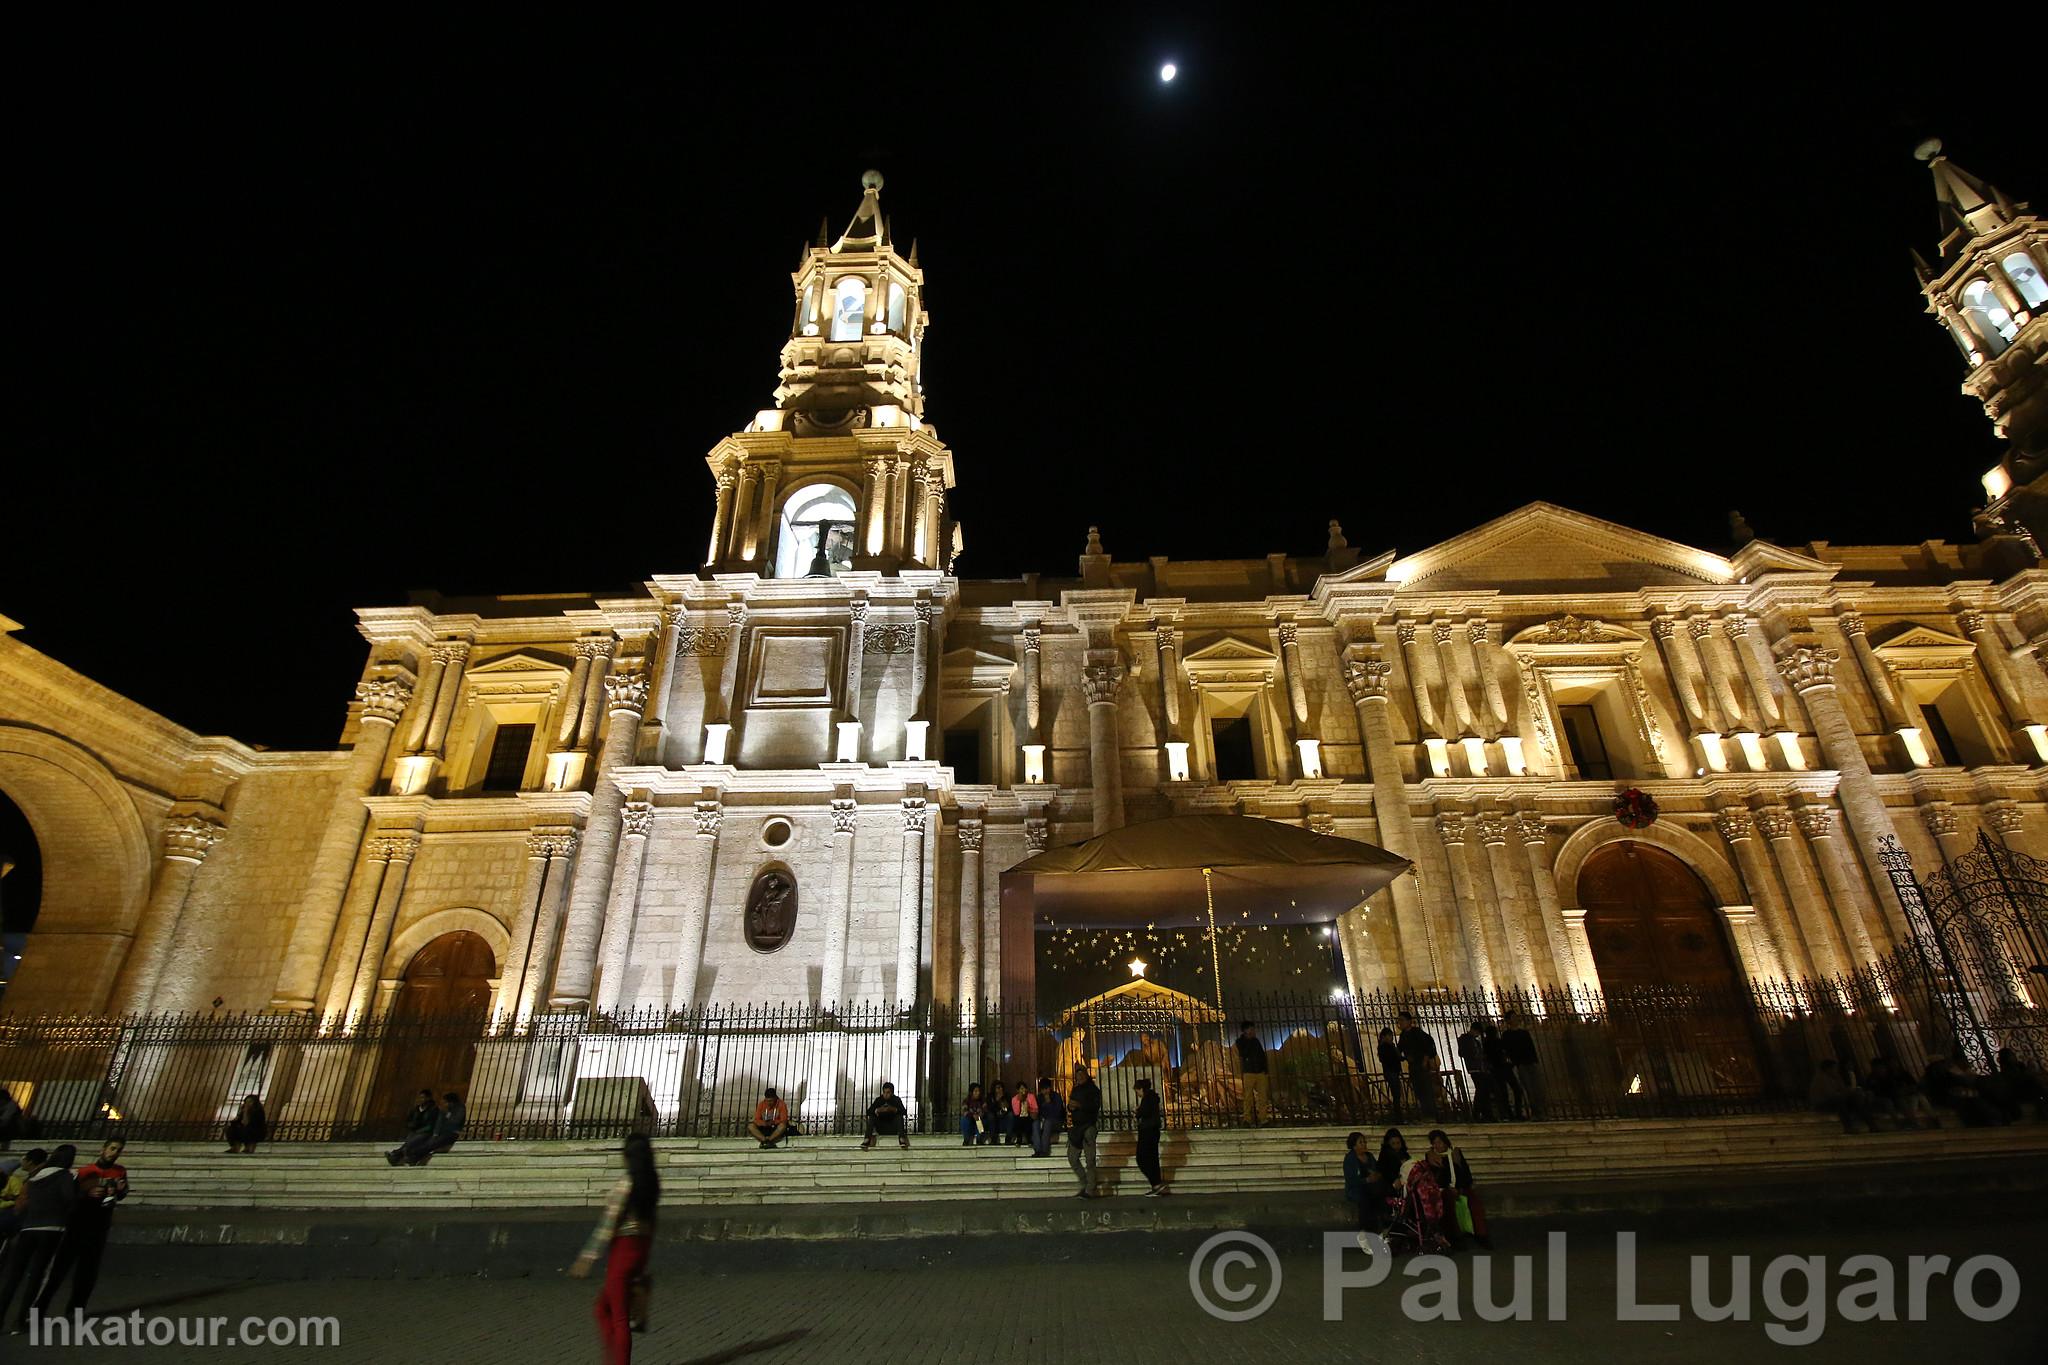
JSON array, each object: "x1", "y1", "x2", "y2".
[
  {"x1": 0, "y1": 1138, "x2": 129, "y2": 1334},
  {"x1": 1343, "y1": 1127, "x2": 1485, "y2": 1256},
  {"x1": 1374, "y1": 1012, "x2": 1546, "y2": 1124},
  {"x1": 1811, "y1": 1048, "x2": 2044, "y2": 1132},
  {"x1": 385, "y1": 1089, "x2": 466, "y2": 1166}
]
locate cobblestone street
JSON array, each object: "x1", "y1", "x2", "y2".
[{"x1": 13, "y1": 1213, "x2": 2044, "y2": 1363}]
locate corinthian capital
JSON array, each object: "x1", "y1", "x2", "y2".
[
  {"x1": 356, "y1": 678, "x2": 414, "y2": 724},
  {"x1": 1793, "y1": 805, "x2": 1836, "y2": 840},
  {"x1": 1020, "y1": 626, "x2": 1041, "y2": 653},
  {"x1": 1721, "y1": 613, "x2": 1752, "y2": 641},
  {"x1": 1985, "y1": 802, "x2": 2025, "y2": 835},
  {"x1": 1432, "y1": 620, "x2": 1457, "y2": 647},
  {"x1": 1024, "y1": 817, "x2": 1050, "y2": 853},
  {"x1": 162, "y1": 813, "x2": 225, "y2": 864},
  {"x1": 1306, "y1": 813, "x2": 1336, "y2": 837},
  {"x1": 850, "y1": 598, "x2": 871, "y2": 625},
  {"x1": 366, "y1": 831, "x2": 421, "y2": 864},
  {"x1": 1753, "y1": 806, "x2": 1795, "y2": 841},
  {"x1": 1713, "y1": 807, "x2": 1755, "y2": 842},
  {"x1": 1155, "y1": 624, "x2": 1178, "y2": 653},
  {"x1": 1396, "y1": 621, "x2": 1419, "y2": 646},
  {"x1": 1921, "y1": 803, "x2": 1960, "y2": 838},
  {"x1": 1277, "y1": 621, "x2": 1299, "y2": 648},
  {"x1": 1956, "y1": 609, "x2": 1987, "y2": 637},
  {"x1": 528, "y1": 826, "x2": 579, "y2": 859},
  {"x1": 901, "y1": 797, "x2": 928, "y2": 835},
  {"x1": 430, "y1": 640, "x2": 472, "y2": 668},
  {"x1": 693, "y1": 802, "x2": 723, "y2": 838},
  {"x1": 1343, "y1": 656, "x2": 1393, "y2": 704},
  {"x1": 1435, "y1": 812, "x2": 1469, "y2": 845},
  {"x1": 831, "y1": 797, "x2": 859, "y2": 835},
  {"x1": 1774, "y1": 643, "x2": 1839, "y2": 693},
  {"x1": 1467, "y1": 619, "x2": 1493, "y2": 646},
  {"x1": 1688, "y1": 616, "x2": 1718, "y2": 642},
  {"x1": 604, "y1": 671, "x2": 650, "y2": 713},
  {"x1": 957, "y1": 818, "x2": 984, "y2": 853},
  {"x1": 1513, "y1": 811, "x2": 1550, "y2": 846},
  {"x1": 620, "y1": 801, "x2": 656, "y2": 838},
  {"x1": 576, "y1": 637, "x2": 613, "y2": 662},
  {"x1": 1836, "y1": 611, "x2": 1867, "y2": 638},
  {"x1": 1081, "y1": 660, "x2": 1125, "y2": 705},
  {"x1": 1650, "y1": 617, "x2": 1679, "y2": 642},
  {"x1": 1473, "y1": 812, "x2": 1513, "y2": 846}
]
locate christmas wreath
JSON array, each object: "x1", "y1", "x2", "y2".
[{"x1": 1613, "y1": 788, "x2": 1659, "y2": 829}]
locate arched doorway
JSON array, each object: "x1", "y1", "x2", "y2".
[
  {"x1": 0, "y1": 790, "x2": 44, "y2": 1007},
  {"x1": 1577, "y1": 842, "x2": 1763, "y2": 1105},
  {"x1": 366, "y1": 931, "x2": 496, "y2": 1135},
  {"x1": 1579, "y1": 842, "x2": 1744, "y2": 991}
]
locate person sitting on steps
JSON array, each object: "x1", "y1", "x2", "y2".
[
  {"x1": 748, "y1": 1087, "x2": 792, "y2": 1149},
  {"x1": 861, "y1": 1082, "x2": 911, "y2": 1150},
  {"x1": 388, "y1": 1091, "x2": 464, "y2": 1166}
]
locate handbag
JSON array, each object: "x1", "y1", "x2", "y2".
[{"x1": 1453, "y1": 1194, "x2": 1475, "y2": 1236}]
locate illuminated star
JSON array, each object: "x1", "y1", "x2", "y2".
[
  {"x1": 1129, "y1": 958, "x2": 1149, "y2": 977},
  {"x1": 1159, "y1": 62, "x2": 1177, "y2": 82}
]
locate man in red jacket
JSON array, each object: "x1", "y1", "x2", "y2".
[{"x1": 34, "y1": 1138, "x2": 127, "y2": 1319}]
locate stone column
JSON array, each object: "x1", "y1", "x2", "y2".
[
  {"x1": 1396, "y1": 622, "x2": 1442, "y2": 738},
  {"x1": 708, "y1": 603, "x2": 748, "y2": 737},
  {"x1": 751, "y1": 461, "x2": 781, "y2": 565},
  {"x1": 1777, "y1": 642, "x2": 1902, "y2": 911},
  {"x1": 895, "y1": 796, "x2": 928, "y2": 1009},
  {"x1": 1837, "y1": 613, "x2": 1911, "y2": 754},
  {"x1": 1083, "y1": 653, "x2": 1126, "y2": 835},
  {"x1": 1694, "y1": 615, "x2": 1752, "y2": 740},
  {"x1": 1470, "y1": 620, "x2": 1510, "y2": 737},
  {"x1": 1342, "y1": 649, "x2": 1423, "y2": 985},
  {"x1": 551, "y1": 672, "x2": 650, "y2": 1010},
  {"x1": 572, "y1": 639, "x2": 615, "y2": 753},
  {"x1": 494, "y1": 834, "x2": 553, "y2": 1020},
  {"x1": 1277, "y1": 621, "x2": 1311, "y2": 732},
  {"x1": 422, "y1": 644, "x2": 469, "y2": 760},
  {"x1": 1475, "y1": 812, "x2": 1545, "y2": 989},
  {"x1": 734, "y1": 462, "x2": 762, "y2": 562},
  {"x1": 923, "y1": 460, "x2": 946, "y2": 569},
  {"x1": 591, "y1": 801, "x2": 655, "y2": 1017},
  {"x1": 1651, "y1": 618, "x2": 1710, "y2": 734},
  {"x1": 320, "y1": 844, "x2": 388, "y2": 1020},
  {"x1": 1516, "y1": 811, "x2": 1584, "y2": 994},
  {"x1": 502, "y1": 828, "x2": 578, "y2": 1022},
  {"x1": 1754, "y1": 806, "x2": 1836, "y2": 979},
  {"x1": 912, "y1": 599, "x2": 937, "y2": 724},
  {"x1": 1794, "y1": 805, "x2": 1885, "y2": 965},
  {"x1": 1920, "y1": 802, "x2": 1972, "y2": 863},
  {"x1": 1433, "y1": 814, "x2": 1499, "y2": 990},
  {"x1": 1021, "y1": 628, "x2": 1043, "y2": 740},
  {"x1": 843, "y1": 599, "x2": 869, "y2": 746},
  {"x1": 1958, "y1": 609, "x2": 2035, "y2": 728},
  {"x1": 404, "y1": 650, "x2": 448, "y2": 755},
  {"x1": 638, "y1": 606, "x2": 684, "y2": 761},
  {"x1": 108, "y1": 814, "x2": 225, "y2": 1014},
  {"x1": 860, "y1": 457, "x2": 888, "y2": 558},
  {"x1": 956, "y1": 817, "x2": 985, "y2": 1012},
  {"x1": 706, "y1": 466, "x2": 736, "y2": 566},
  {"x1": 270, "y1": 677, "x2": 413, "y2": 1013},
  {"x1": 1714, "y1": 807, "x2": 1801, "y2": 980},
  {"x1": 1984, "y1": 801, "x2": 2038, "y2": 859},
  {"x1": 554, "y1": 640, "x2": 596, "y2": 748},
  {"x1": 821, "y1": 798, "x2": 858, "y2": 1008},
  {"x1": 1155, "y1": 622, "x2": 1185, "y2": 737},
  {"x1": 1559, "y1": 909, "x2": 1600, "y2": 995},
  {"x1": 1432, "y1": 620, "x2": 1478, "y2": 739},
  {"x1": 344, "y1": 832, "x2": 420, "y2": 1027},
  {"x1": 1723, "y1": 614, "x2": 1785, "y2": 732},
  {"x1": 669, "y1": 802, "x2": 723, "y2": 1016}
]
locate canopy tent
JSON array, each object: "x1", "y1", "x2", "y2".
[{"x1": 996, "y1": 815, "x2": 1413, "y2": 1008}]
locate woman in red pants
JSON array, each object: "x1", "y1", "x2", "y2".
[{"x1": 571, "y1": 1133, "x2": 660, "y2": 1364}]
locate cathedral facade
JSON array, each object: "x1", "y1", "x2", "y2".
[{"x1": 4, "y1": 159, "x2": 2047, "y2": 1024}]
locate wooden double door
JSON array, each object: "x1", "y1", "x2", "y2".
[{"x1": 364, "y1": 931, "x2": 495, "y2": 1134}]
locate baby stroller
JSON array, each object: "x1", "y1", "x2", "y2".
[{"x1": 1380, "y1": 1175, "x2": 1452, "y2": 1256}]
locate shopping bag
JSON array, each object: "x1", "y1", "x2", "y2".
[{"x1": 1453, "y1": 1194, "x2": 1475, "y2": 1236}]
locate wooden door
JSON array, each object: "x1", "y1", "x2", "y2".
[{"x1": 365, "y1": 931, "x2": 495, "y2": 1134}]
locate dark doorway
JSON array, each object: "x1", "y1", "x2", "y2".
[
  {"x1": 481, "y1": 724, "x2": 534, "y2": 793},
  {"x1": 365, "y1": 930, "x2": 496, "y2": 1135},
  {"x1": 0, "y1": 791, "x2": 43, "y2": 1005},
  {"x1": 943, "y1": 727, "x2": 983, "y2": 785},
  {"x1": 1211, "y1": 715, "x2": 1257, "y2": 781},
  {"x1": 1558, "y1": 704, "x2": 1614, "y2": 781}
]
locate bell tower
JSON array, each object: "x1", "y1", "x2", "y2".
[
  {"x1": 1908, "y1": 140, "x2": 2048, "y2": 543},
  {"x1": 702, "y1": 171, "x2": 956, "y2": 578}
]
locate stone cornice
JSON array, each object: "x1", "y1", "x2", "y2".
[{"x1": 359, "y1": 790, "x2": 594, "y2": 830}]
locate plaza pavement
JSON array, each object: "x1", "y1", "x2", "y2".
[{"x1": 14, "y1": 1207, "x2": 2045, "y2": 1363}]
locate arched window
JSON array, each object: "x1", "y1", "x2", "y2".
[
  {"x1": 1960, "y1": 279, "x2": 2016, "y2": 355},
  {"x1": 887, "y1": 281, "x2": 907, "y2": 334},
  {"x1": 774, "y1": 482, "x2": 859, "y2": 579},
  {"x1": 830, "y1": 277, "x2": 867, "y2": 341},
  {"x1": 2003, "y1": 251, "x2": 2048, "y2": 309}
]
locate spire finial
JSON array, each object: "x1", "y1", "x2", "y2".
[
  {"x1": 1913, "y1": 137, "x2": 1944, "y2": 164},
  {"x1": 1085, "y1": 526, "x2": 1105, "y2": 556}
]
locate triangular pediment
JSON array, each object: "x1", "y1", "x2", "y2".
[
  {"x1": 1872, "y1": 625, "x2": 1975, "y2": 653},
  {"x1": 940, "y1": 646, "x2": 1017, "y2": 670},
  {"x1": 466, "y1": 649, "x2": 571, "y2": 675},
  {"x1": 1183, "y1": 636, "x2": 1277, "y2": 665},
  {"x1": 1390, "y1": 503, "x2": 1736, "y2": 592}
]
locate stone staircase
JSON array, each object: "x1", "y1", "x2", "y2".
[{"x1": 82, "y1": 1113, "x2": 2048, "y2": 1212}]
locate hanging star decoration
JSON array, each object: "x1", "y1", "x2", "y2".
[{"x1": 1128, "y1": 958, "x2": 1148, "y2": 977}]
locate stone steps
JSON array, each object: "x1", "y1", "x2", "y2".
[{"x1": 76, "y1": 1112, "x2": 2048, "y2": 1211}]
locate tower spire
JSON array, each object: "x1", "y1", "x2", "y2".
[{"x1": 1917, "y1": 138, "x2": 2022, "y2": 257}]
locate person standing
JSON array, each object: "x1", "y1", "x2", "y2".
[
  {"x1": 1397, "y1": 1012, "x2": 1440, "y2": 1119},
  {"x1": 0, "y1": 1149, "x2": 41, "y2": 1242},
  {"x1": 1235, "y1": 1022, "x2": 1271, "y2": 1126},
  {"x1": 570, "y1": 1133, "x2": 660, "y2": 1365},
  {"x1": 34, "y1": 1139, "x2": 127, "y2": 1319},
  {"x1": 1133, "y1": 1077, "x2": 1166, "y2": 1196},
  {"x1": 1032, "y1": 1079, "x2": 1064, "y2": 1158},
  {"x1": 1066, "y1": 1065, "x2": 1102, "y2": 1198},
  {"x1": 1375, "y1": 1027, "x2": 1405, "y2": 1123},
  {"x1": 1501, "y1": 1013, "x2": 1542, "y2": 1118},
  {"x1": 1484, "y1": 1021, "x2": 1522, "y2": 1120},
  {"x1": 0, "y1": 1143, "x2": 75, "y2": 1333},
  {"x1": 1456, "y1": 1021, "x2": 1497, "y2": 1122}
]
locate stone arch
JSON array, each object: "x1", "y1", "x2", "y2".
[
  {"x1": 379, "y1": 906, "x2": 511, "y2": 982},
  {"x1": 0, "y1": 725, "x2": 154, "y2": 1009},
  {"x1": 1552, "y1": 815, "x2": 1745, "y2": 911}
]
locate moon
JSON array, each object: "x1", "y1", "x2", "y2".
[{"x1": 1159, "y1": 62, "x2": 1177, "y2": 83}]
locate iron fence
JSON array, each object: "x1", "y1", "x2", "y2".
[{"x1": 0, "y1": 952, "x2": 1981, "y2": 1146}]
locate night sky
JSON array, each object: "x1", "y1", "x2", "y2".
[{"x1": 9, "y1": 13, "x2": 2027, "y2": 752}]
